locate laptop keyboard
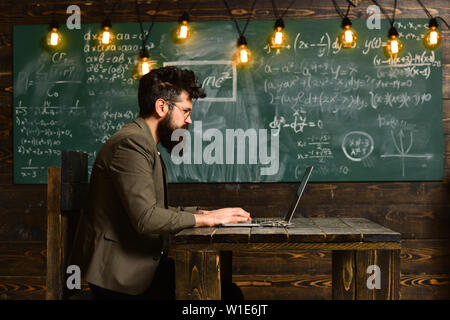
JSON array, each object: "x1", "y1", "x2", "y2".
[{"x1": 250, "y1": 218, "x2": 292, "y2": 226}]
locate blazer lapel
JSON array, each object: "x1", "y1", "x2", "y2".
[
  {"x1": 134, "y1": 116, "x2": 168, "y2": 208},
  {"x1": 159, "y1": 154, "x2": 169, "y2": 209}
]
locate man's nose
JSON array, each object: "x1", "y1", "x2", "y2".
[{"x1": 185, "y1": 114, "x2": 192, "y2": 124}]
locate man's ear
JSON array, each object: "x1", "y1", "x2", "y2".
[{"x1": 154, "y1": 98, "x2": 168, "y2": 118}]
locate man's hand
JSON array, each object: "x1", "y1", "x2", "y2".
[{"x1": 194, "y1": 208, "x2": 251, "y2": 227}]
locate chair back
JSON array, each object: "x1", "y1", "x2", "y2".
[{"x1": 46, "y1": 151, "x2": 88, "y2": 299}]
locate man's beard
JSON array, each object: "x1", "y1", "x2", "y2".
[{"x1": 157, "y1": 111, "x2": 189, "y2": 154}]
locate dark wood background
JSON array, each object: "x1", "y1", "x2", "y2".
[{"x1": 0, "y1": 0, "x2": 448, "y2": 300}]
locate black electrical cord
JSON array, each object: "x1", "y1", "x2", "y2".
[
  {"x1": 346, "y1": 0, "x2": 359, "y2": 7},
  {"x1": 332, "y1": 0, "x2": 352, "y2": 19},
  {"x1": 416, "y1": 0, "x2": 450, "y2": 29},
  {"x1": 371, "y1": 0, "x2": 398, "y2": 27},
  {"x1": 415, "y1": 0, "x2": 433, "y2": 19},
  {"x1": 135, "y1": 0, "x2": 162, "y2": 51},
  {"x1": 175, "y1": 0, "x2": 198, "y2": 17},
  {"x1": 271, "y1": 0, "x2": 297, "y2": 20},
  {"x1": 223, "y1": 0, "x2": 257, "y2": 39},
  {"x1": 436, "y1": 16, "x2": 450, "y2": 29}
]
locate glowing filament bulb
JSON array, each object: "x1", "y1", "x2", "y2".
[
  {"x1": 136, "y1": 48, "x2": 152, "y2": 78},
  {"x1": 339, "y1": 18, "x2": 357, "y2": 48},
  {"x1": 423, "y1": 18, "x2": 442, "y2": 50},
  {"x1": 99, "y1": 19, "x2": 112, "y2": 45},
  {"x1": 270, "y1": 26, "x2": 287, "y2": 49},
  {"x1": 384, "y1": 27, "x2": 403, "y2": 59},
  {"x1": 344, "y1": 29, "x2": 353, "y2": 43},
  {"x1": 101, "y1": 27, "x2": 111, "y2": 44},
  {"x1": 429, "y1": 30, "x2": 438, "y2": 44},
  {"x1": 390, "y1": 39, "x2": 399, "y2": 53},
  {"x1": 269, "y1": 19, "x2": 287, "y2": 49},
  {"x1": 175, "y1": 13, "x2": 191, "y2": 42},
  {"x1": 240, "y1": 46, "x2": 249, "y2": 63},
  {"x1": 140, "y1": 57, "x2": 150, "y2": 76},
  {"x1": 235, "y1": 36, "x2": 251, "y2": 66},
  {"x1": 50, "y1": 31, "x2": 59, "y2": 46},
  {"x1": 47, "y1": 27, "x2": 61, "y2": 47},
  {"x1": 274, "y1": 29, "x2": 283, "y2": 45},
  {"x1": 177, "y1": 21, "x2": 190, "y2": 39}
]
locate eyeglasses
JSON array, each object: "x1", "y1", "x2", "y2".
[{"x1": 165, "y1": 100, "x2": 192, "y2": 120}]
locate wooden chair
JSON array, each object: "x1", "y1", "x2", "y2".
[{"x1": 46, "y1": 151, "x2": 93, "y2": 299}]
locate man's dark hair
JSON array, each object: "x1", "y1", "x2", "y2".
[{"x1": 138, "y1": 66, "x2": 206, "y2": 118}]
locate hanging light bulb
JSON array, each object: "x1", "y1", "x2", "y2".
[
  {"x1": 339, "y1": 17, "x2": 357, "y2": 48},
  {"x1": 384, "y1": 26, "x2": 403, "y2": 59},
  {"x1": 423, "y1": 18, "x2": 442, "y2": 50},
  {"x1": 269, "y1": 19, "x2": 287, "y2": 49},
  {"x1": 46, "y1": 21, "x2": 61, "y2": 47},
  {"x1": 99, "y1": 18, "x2": 113, "y2": 45},
  {"x1": 175, "y1": 12, "x2": 191, "y2": 42},
  {"x1": 137, "y1": 48, "x2": 151, "y2": 77},
  {"x1": 234, "y1": 36, "x2": 251, "y2": 66}
]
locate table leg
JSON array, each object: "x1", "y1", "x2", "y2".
[
  {"x1": 332, "y1": 249, "x2": 400, "y2": 300},
  {"x1": 355, "y1": 249, "x2": 400, "y2": 300},
  {"x1": 332, "y1": 250, "x2": 356, "y2": 299},
  {"x1": 174, "y1": 249, "x2": 222, "y2": 300}
]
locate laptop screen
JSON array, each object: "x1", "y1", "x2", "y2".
[{"x1": 283, "y1": 166, "x2": 314, "y2": 222}]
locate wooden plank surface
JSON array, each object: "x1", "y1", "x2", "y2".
[
  {"x1": 175, "y1": 227, "x2": 217, "y2": 244},
  {"x1": 172, "y1": 242, "x2": 401, "y2": 251},
  {"x1": 249, "y1": 227, "x2": 288, "y2": 243},
  {"x1": 341, "y1": 218, "x2": 401, "y2": 242},
  {"x1": 213, "y1": 227, "x2": 250, "y2": 243},
  {"x1": 178, "y1": 218, "x2": 396, "y2": 244},
  {"x1": 311, "y1": 218, "x2": 362, "y2": 242},
  {"x1": 287, "y1": 218, "x2": 326, "y2": 243}
]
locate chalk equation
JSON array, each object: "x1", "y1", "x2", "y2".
[
  {"x1": 381, "y1": 130, "x2": 433, "y2": 177},
  {"x1": 342, "y1": 131, "x2": 375, "y2": 162}
]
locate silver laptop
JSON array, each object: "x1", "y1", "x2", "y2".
[{"x1": 221, "y1": 166, "x2": 314, "y2": 227}]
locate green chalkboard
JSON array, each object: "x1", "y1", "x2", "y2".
[{"x1": 13, "y1": 19, "x2": 443, "y2": 183}]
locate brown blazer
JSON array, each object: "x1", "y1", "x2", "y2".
[{"x1": 69, "y1": 117, "x2": 196, "y2": 295}]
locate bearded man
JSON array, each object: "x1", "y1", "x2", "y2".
[{"x1": 69, "y1": 66, "x2": 251, "y2": 300}]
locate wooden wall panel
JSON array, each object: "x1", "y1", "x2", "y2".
[
  {"x1": 0, "y1": 242, "x2": 46, "y2": 276},
  {"x1": 234, "y1": 274, "x2": 450, "y2": 300},
  {"x1": 0, "y1": 0, "x2": 448, "y2": 300},
  {"x1": 0, "y1": 276, "x2": 46, "y2": 300},
  {"x1": 0, "y1": 208, "x2": 46, "y2": 241},
  {"x1": 232, "y1": 240, "x2": 450, "y2": 275}
]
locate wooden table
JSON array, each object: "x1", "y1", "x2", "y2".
[{"x1": 171, "y1": 217, "x2": 401, "y2": 300}]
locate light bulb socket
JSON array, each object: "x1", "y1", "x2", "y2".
[
  {"x1": 49, "y1": 20, "x2": 59, "y2": 30},
  {"x1": 139, "y1": 48, "x2": 149, "y2": 59},
  {"x1": 102, "y1": 18, "x2": 112, "y2": 29},
  {"x1": 237, "y1": 35, "x2": 247, "y2": 46},
  {"x1": 341, "y1": 17, "x2": 352, "y2": 28},
  {"x1": 388, "y1": 26, "x2": 399, "y2": 38},
  {"x1": 428, "y1": 17, "x2": 439, "y2": 28},
  {"x1": 274, "y1": 18, "x2": 285, "y2": 29},
  {"x1": 179, "y1": 12, "x2": 189, "y2": 23}
]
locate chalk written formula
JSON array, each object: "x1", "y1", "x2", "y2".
[{"x1": 13, "y1": 19, "x2": 443, "y2": 183}]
